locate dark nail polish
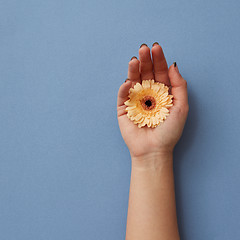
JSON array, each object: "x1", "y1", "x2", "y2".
[
  {"x1": 152, "y1": 42, "x2": 159, "y2": 47},
  {"x1": 174, "y1": 62, "x2": 177, "y2": 67},
  {"x1": 131, "y1": 56, "x2": 137, "y2": 60},
  {"x1": 125, "y1": 78, "x2": 130, "y2": 83},
  {"x1": 140, "y1": 43, "x2": 148, "y2": 48}
]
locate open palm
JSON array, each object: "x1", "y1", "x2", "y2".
[{"x1": 117, "y1": 43, "x2": 189, "y2": 159}]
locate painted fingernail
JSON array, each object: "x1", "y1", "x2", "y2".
[
  {"x1": 173, "y1": 62, "x2": 179, "y2": 73},
  {"x1": 131, "y1": 56, "x2": 137, "y2": 60},
  {"x1": 140, "y1": 43, "x2": 148, "y2": 48},
  {"x1": 125, "y1": 78, "x2": 130, "y2": 83},
  {"x1": 152, "y1": 42, "x2": 159, "y2": 47}
]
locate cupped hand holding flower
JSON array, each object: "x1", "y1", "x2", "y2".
[{"x1": 117, "y1": 43, "x2": 189, "y2": 161}]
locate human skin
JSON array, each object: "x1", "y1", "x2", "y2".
[{"x1": 117, "y1": 43, "x2": 189, "y2": 240}]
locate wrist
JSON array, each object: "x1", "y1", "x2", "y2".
[{"x1": 130, "y1": 151, "x2": 173, "y2": 170}]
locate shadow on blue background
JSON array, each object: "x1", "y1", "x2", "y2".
[
  {"x1": 174, "y1": 88, "x2": 199, "y2": 239},
  {"x1": 0, "y1": 0, "x2": 240, "y2": 239}
]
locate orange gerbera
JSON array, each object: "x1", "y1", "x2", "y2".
[{"x1": 124, "y1": 80, "x2": 173, "y2": 128}]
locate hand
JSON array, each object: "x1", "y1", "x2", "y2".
[{"x1": 117, "y1": 43, "x2": 189, "y2": 160}]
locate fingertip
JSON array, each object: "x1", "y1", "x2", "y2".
[
  {"x1": 139, "y1": 44, "x2": 150, "y2": 56},
  {"x1": 169, "y1": 63, "x2": 181, "y2": 77},
  {"x1": 117, "y1": 80, "x2": 132, "y2": 106},
  {"x1": 128, "y1": 57, "x2": 139, "y2": 66},
  {"x1": 124, "y1": 79, "x2": 132, "y2": 85},
  {"x1": 128, "y1": 58, "x2": 140, "y2": 82},
  {"x1": 151, "y1": 43, "x2": 163, "y2": 52},
  {"x1": 122, "y1": 80, "x2": 132, "y2": 91},
  {"x1": 140, "y1": 43, "x2": 148, "y2": 48},
  {"x1": 168, "y1": 64, "x2": 186, "y2": 88},
  {"x1": 130, "y1": 56, "x2": 138, "y2": 61},
  {"x1": 119, "y1": 79, "x2": 131, "y2": 94},
  {"x1": 139, "y1": 45, "x2": 154, "y2": 79},
  {"x1": 168, "y1": 64, "x2": 177, "y2": 78}
]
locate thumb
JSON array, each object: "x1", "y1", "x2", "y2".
[
  {"x1": 117, "y1": 79, "x2": 132, "y2": 107},
  {"x1": 168, "y1": 63, "x2": 188, "y2": 108}
]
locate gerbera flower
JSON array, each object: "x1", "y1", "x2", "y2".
[{"x1": 124, "y1": 79, "x2": 173, "y2": 128}]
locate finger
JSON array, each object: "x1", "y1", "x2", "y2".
[
  {"x1": 168, "y1": 63, "x2": 188, "y2": 108},
  {"x1": 139, "y1": 44, "x2": 154, "y2": 81},
  {"x1": 117, "y1": 80, "x2": 132, "y2": 107},
  {"x1": 151, "y1": 43, "x2": 170, "y2": 86},
  {"x1": 128, "y1": 57, "x2": 141, "y2": 83}
]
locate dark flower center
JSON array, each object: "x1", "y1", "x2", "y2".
[
  {"x1": 145, "y1": 100, "x2": 152, "y2": 107},
  {"x1": 141, "y1": 96, "x2": 156, "y2": 110}
]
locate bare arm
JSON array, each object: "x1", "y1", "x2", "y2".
[
  {"x1": 126, "y1": 153, "x2": 179, "y2": 240},
  {"x1": 117, "y1": 43, "x2": 188, "y2": 240}
]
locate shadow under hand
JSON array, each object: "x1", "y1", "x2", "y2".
[{"x1": 173, "y1": 88, "x2": 199, "y2": 239}]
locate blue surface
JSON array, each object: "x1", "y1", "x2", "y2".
[{"x1": 0, "y1": 0, "x2": 240, "y2": 239}]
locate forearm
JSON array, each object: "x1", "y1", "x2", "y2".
[{"x1": 125, "y1": 152, "x2": 180, "y2": 240}]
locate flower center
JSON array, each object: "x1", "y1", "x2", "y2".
[
  {"x1": 141, "y1": 96, "x2": 156, "y2": 110},
  {"x1": 145, "y1": 100, "x2": 152, "y2": 107}
]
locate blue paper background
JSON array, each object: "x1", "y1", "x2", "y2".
[{"x1": 1, "y1": 0, "x2": 240, "y2": 239}]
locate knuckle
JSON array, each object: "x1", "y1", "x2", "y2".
[{"x1": 181, "y1": 79, "x2": 187, "y2": 88}]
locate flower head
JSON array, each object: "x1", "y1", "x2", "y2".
[{"x1": 124, "y1": 80, "x2": 173, "y2": 128}]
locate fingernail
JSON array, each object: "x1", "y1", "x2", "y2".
[
  {"x1": 131, "y1": 56, "x2": 137, "y2": 60},
  {"x1": 140, "y1": 43, "x2": 148, "y2": 48},
  {"x1": 125, "y1": 78, "x2": 130, "y2": 83},
  {"x1": 173, "y1": 62, "x2": 179, "y2": 73},
  {"x1": 152, "y1": 42, "x2": 159, "y2": 47}
]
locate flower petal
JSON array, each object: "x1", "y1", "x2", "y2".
[{"x1": 124, "y1": 80, "x2": 173, "y2": 128}]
